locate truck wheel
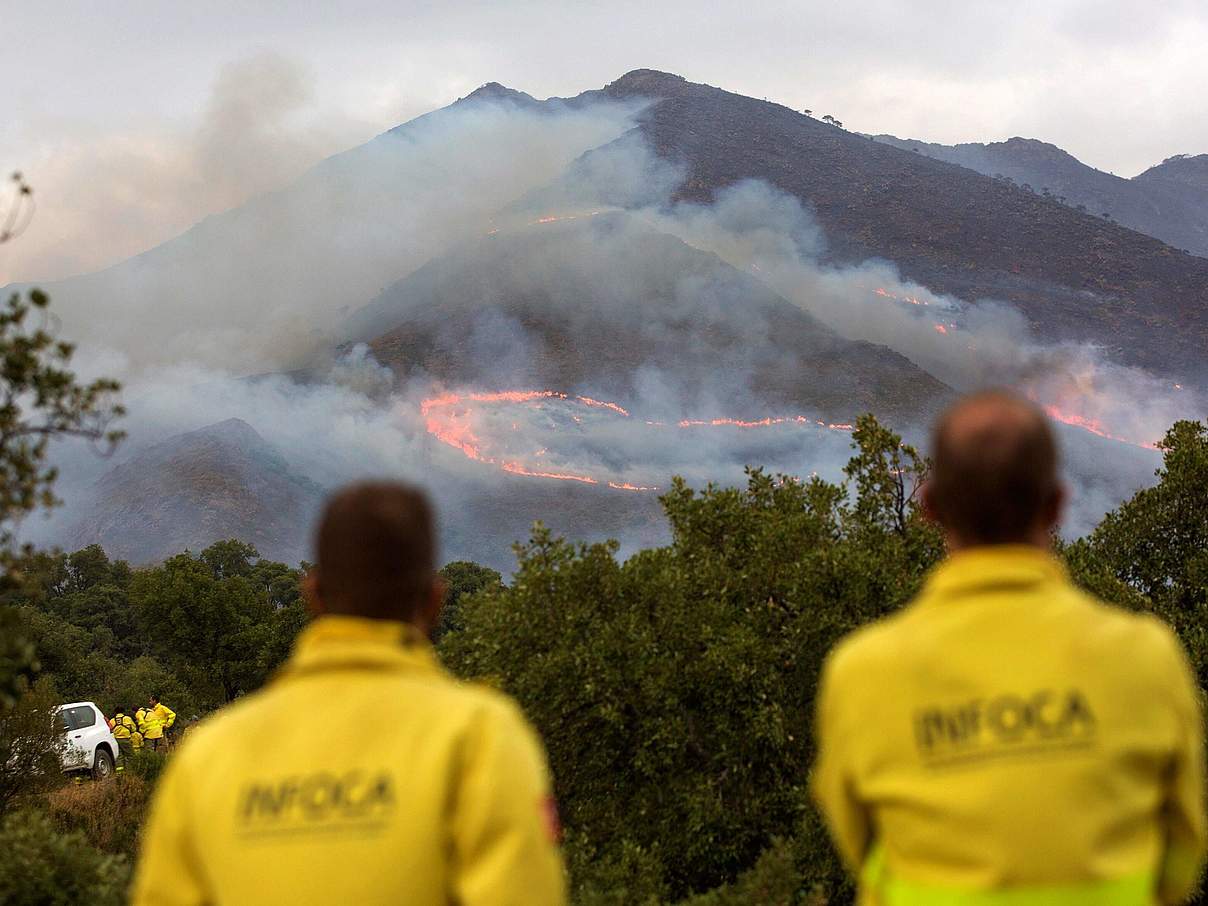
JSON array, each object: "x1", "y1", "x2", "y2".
[{"x1": 92, "y1": 746, "x2": 114, "y2": 780}]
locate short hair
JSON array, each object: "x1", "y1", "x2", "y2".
[
  {"x1": 929, "y1": 390, "x2": 1060, "y2": 544},
  {"x1": 314, "y1": 481, "x2": 437, "y2": 621}
]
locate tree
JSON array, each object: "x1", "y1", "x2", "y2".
[
  {"x1": 0, "y1": 172, "x2": 33, "y2": 244},
  {"x1": 441, "y1": 416, "x2": 941, "y2": 901},
  {"x1": 0, "y1": 286, "x2": 124, "y2": 706},
  {"x1": 0, "y1": 289, "x2": 125, "y2": 561},
  {"x1": 129, "y1": 541, "x2": 305, "y2": 705},
  {"x1": 0, "y1": 678, "x2": 66, "y2": 813},
  {"x1": 435, "y1": 560, "x2": 504, "y2": 639},
  {"x1": 1085, "y1": 421, "x2": 1208, "y2": 684}
]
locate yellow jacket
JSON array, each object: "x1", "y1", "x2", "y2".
[
  {"x1": 812, "y1": 545, "x2": 1206, "y2": 905},
  {"x1": 109, "y1": 714, "x2": 136, "y2": 740},
  {"x1": 131, "y1": 616, "x2": 567, "y2": 906},
  {"x1": 142, "y1": 702, "x2": 176, "y2": 739}
]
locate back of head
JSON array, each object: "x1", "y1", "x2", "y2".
[
  {"x1": 315, "y1": 481, "x2": 436, "y2": 622},
  {"x1": 928, "y1": 390, "x2": 1060, "y2": 545}
]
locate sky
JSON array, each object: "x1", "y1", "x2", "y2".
[{"x1": 2, "y1": 0, "x2": 1206, "y2": 284}]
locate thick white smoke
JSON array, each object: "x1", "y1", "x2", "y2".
[{"x1": 14, "y1": 90, "x2": 1200, "y2": 566}]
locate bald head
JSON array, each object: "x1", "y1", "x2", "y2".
[{"x1": 926, "y1": 391, "x2": 1063, "y2": 548}]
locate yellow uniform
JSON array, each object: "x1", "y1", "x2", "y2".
[
  {"x1": 132, "y1": 616, "x2": 566, "y2": 906},
  {"x1": 143, "y1": 702, "x2": 175, "y2": 740},
  {"x1": 109, "y1": 714, "x2": 136, "y2": 739},
  {"x1": 813, "y1": 546, "x2": 1206, "y2": 905}
]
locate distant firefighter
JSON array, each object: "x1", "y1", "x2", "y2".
[{"x1": 812, "y1": 390, "x2": 1205, "y2": 904}]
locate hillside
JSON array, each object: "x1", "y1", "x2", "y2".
[
  {"x1": 68, "y1": 419, "x2": 324, "y2": 565},
  {"x1": 598, "y1": 70, "x2": 1208, "y2": 381},
  {"x1": 869, "y1": 135, "x2": 1208, "y2": 258},
  {"x1": 346, "y1": 213, "x2": 952, "y2": 423}
]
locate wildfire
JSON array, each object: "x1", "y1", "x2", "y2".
[
  {"x1": 421, "y1": 384, "x2": 1156, "y2": 493},
  {"x1": 420, "y1": 389, "x2": 862, "y2": 492},
  {"x1": 933, "y1": 324, "x2": 948, "y2": 335},
  {"x1": 1041, "y1": 404, "x2": 1158, "y2": 451},
  {"x1": 874, "y1": 287, "x2": 928, "y2": 306}
]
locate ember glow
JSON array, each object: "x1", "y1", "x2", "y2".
[
  {"x1": 1040, "y1": 404, "x2": 1159, "y2": 451},
  {"x1": 421, "y1": 385, "x2": 1160, "y2": 493},
  {"x1": 420, "y1": 389, "x2": 858, "y2": 491}
]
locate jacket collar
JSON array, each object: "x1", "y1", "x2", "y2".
[
  {"x1": 919, "y1": 544, "x2": 1068, "y2": 603},
  {"x1": 276, "y1": 615, "x2": 442, "y2": 680}
]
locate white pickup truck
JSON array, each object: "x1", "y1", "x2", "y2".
[{"x1": 55, "y1": 701, "x2": 118, "y2": 779}]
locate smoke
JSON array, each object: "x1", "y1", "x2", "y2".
[
  {"x1": 1, "y1": 53, "x2": 379, "y2": 286},
  {"x1": 17, "y1": 89, "x2": 1201, "y2": 567}
]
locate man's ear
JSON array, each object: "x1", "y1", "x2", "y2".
[
  {"x1": 418, "y1": 575, "x2": 447, "y2": 639},
  {"x1": 1044, "y1": 484, "x2": 1067, "y2": 533},
  {"x1": 920, "y1": 480, "x2": 941, "y2": 525},
  {"x1": 302, "y1": 570, "x2": 326, "y2": 617}
]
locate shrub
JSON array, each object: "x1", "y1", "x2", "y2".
[
  {"x1": 0, "y1": 677, "x2": 67, "y2": 813},
  {"x1": 47, "y1": 773, "x2": 151, "y2": 857},
  {"x1": 0, "y1": 809, "x2": 130, "y2": 906}
]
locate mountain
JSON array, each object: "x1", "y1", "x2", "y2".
[
  {"x1": 346, "y1": 213, "x2": 951, "y2": 422},
  {"x1": 597, "y1": 70, "x2": 1208, "y2": 381},
  {"x1": 868, "y1": 135, "x2": 1208, "y2": 259},
  {"x1": 69, "y1": 419, "x2": 324, "y2": 565},
  {"x1": 16, "y1": 68, "x2": 1207, "y2": 566}
]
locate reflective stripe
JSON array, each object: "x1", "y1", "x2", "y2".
[
  {"x1": 877, "y1": 873, "x2": 1153, "y2": 905},
  {"x1": 862, "y1": 847, "x2": 1155, "y2": 906}
]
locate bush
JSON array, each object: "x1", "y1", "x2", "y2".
[
  {"x1": 47, "y1": 773, "x2": 151, "y2": 857},
  {"x1": 123, "y1": 747, "x2": 171, "y2": 786},
  {"x1": 0, "y1": 809, "x2": 130, "y2": 906},
  {"x1": 0, "y1": 677, "x2": 67, "y2": 813}
]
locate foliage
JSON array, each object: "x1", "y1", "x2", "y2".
[
  {"x1": 0, "y1": 285, "x2": 123, "y2": 707},
  {"x1": 129, "y1": 541, "x2": 307, "y2": 705},
  {"x1": 0, "y1": 678, "x2": 67, "y2": 813},
  {"x1": 4, "y1": 540, "x2": 307, "y2": 714},
  {"x1": 47, "y1": 773, "x2": 151, "y2": 857},
  {"x1": 0, "y1": 808, "x2": 130, "y2": 906},
  {"x1": 441, "y1": 415, "x2": 940, "y2": 900},
  {"x1": 435, "y1": 559, "x2": 504, "y2": 639},
  {"x1": 0, "y1": 289, "x2": 124, "y2": 560},
  {"x1": 1081, "y1": 421, "x2": 1208, "y2": 686}
]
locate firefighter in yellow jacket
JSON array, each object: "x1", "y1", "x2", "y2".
[
  {"x1": 144, "y1": 694, "x2": 176, "y2": 749},
  {"x1": 132, "y1": 482, "x2": 566, "y2": 906},
  {"x1": 812, "y1": 390, "x2": 1206, "y2": 905},
  {"x1": 108, "y1": 706, "x2": 137, "y2": 762}
]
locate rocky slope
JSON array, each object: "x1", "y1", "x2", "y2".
[
  {"x1": 869, "y1": 135, "x2": 1208, "y2": 259},
  {"x1": 69, "y1": 419, "x2": 324, "y2": 565}
]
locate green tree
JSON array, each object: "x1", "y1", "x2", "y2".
[
  {"x1": 0, "y1": 678, "x2": 66, "y2": 813},
  {"x1": 435, "y1": 560, "x2": 504, "y2": 639},
  {"x1": 130, "y1": 541, "x2": 306, "y2": 705},
  {"x1": 441, "y1": 416, "x2": 940, "y2": 900},
  {"x1": 0, "y1": 809, "x2": 130, "y2": 906},
  {"x1": 1084, "y1": 420, "x2": 1208, "y2": 684},
  {"x1": 0, "y1": 284, "x2": 123, "y2": 709}
]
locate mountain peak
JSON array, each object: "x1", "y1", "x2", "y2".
[
  {"x1": 460, "y1": 82, "x2": 537, "y2": 105},
  {"x1": 604, "y1": 69, "x2": 693, "y2": 99},
  {"x1": 1135, "y1": 153, "x2": 1208, "y2": 190}
]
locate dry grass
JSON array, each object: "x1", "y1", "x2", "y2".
[{"x1": 46, "y1": 773, "x2": 151, "y2": 857}]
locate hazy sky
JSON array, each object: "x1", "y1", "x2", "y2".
[{"x1": 3, "y1": 0, "x2": 1206, "y2": 283}]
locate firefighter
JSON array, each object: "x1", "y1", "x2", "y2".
[
  {"x1": 812, "y1": 390, "x2": 1206, "y2": 905},
  {"x1": 109, "y1": 706, "x2": 137, "y2": 766},
  {"x1": 132, "y1": 482, "x2": 566, "y2": 906},
  {"x1": 147, "y1": 694, "x2": 176, "y2": 749}
]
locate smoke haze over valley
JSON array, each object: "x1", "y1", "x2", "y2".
[{"x1": 5, "y1": 70, "x2": 1204, "y2": 569}]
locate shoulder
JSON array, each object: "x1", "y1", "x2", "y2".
[{"x1": 821, "y1": 608, "x2": 917, "y2": 692}]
